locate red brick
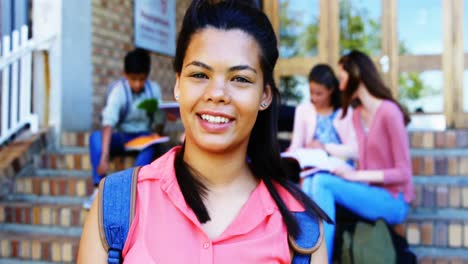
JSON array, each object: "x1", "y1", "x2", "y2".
[
  {"x1": 59, "y1": 179, "x2": 67, "y2": 195},
  {"x1": 420, "y1": 258, "x2": 433, "y2": 264},
  {"x1": 11, "y1": 240, "x2": 18, "y2": 257},
  {"x1": 32, "y1": 178, "x2": 40, "y2": 195},
  {"x1": 24, "y1": 207, "x2": 31, "y2": 224},
  {"x1": 412, "y1": 157, "x2": 422, "y2": 175},
  {"x1": 74, "y1": 155, "x2": 81, "y2": 170},
  {"x1": 445, "y1": 131, "x2": 457, "y2": 148},
  {"x1": 14, "y1": 208, "x2": 21, "y2": 223},
  {"x1": 421, "y1": 222, "x2": 433, "y2": 245},
  {"x1": 77, "y1": 133, "x2": 85, "y2": 147},
  {"x1": 41, "y1": 242, "x2": 50, "y2": 261},
  {"x1": 68, "y1": 179, "x2": 76, "y2": 196},
  {"x1": 50, "y1": 154, "x2": 56, "y2": 169},
  {"x1": 435, "y1": 132, "x2": 445, "y2": 148}
]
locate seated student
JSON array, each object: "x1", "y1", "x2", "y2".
[
  {"x1": 83, "y1": 48, "x2": 166, "y2": 209},
  {"x1": 288, "y1": 64, "x2": 357, "y2": 160},
  {"x1": 78, "y1": 1, "x2": 330, "y2": 263},
  {"x1": 311, "y1": 50, "x2": 414, "y2": 262}
]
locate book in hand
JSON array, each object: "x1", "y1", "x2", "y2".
[
  {"x1": 159, "y1": 101, "x2": 180, "y2": 119},
  {"x1": 124, "y1": 134, "x2": 170, "y2": 151},
  {"x1": 281, "y1": 148, "x2": 353, "y2": 178}
]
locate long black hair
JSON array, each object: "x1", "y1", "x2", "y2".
[
  {"x1": 339, "y1": 50, "x2": 411, "y2": 125},
  {"x1": 308, "y1": 64, "x2": 341, "y2": 110},
  {"x1": 173, "y1": 0, "x2": 331, "y2": 238}
]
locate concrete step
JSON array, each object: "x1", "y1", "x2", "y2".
[
  {"x1": 411, "y1": 246, "x2": 468, "y2": 263},
  {"x1": 412, "y1": 176, "x2": 468, "y2": 210},
  {"x1": 37, "y1": 147, "x2": 136, "y2": 171},
  {"x1": 0, "y1": 201, "x2": 87, "y2": 227},
  {"x1": 14, "y1": 171, "x2": 93, "y2": 197},
  {"x1": 402, "y1": 209, "x2": 468, "y2": 249},
  {"x1": 411, "y1": 149, "x2": 468, "y2": 176},
  {"x1": 0, "y1": 229, "x2": 80, "y2": 263}
]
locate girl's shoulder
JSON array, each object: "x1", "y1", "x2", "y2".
[
  {"x1": 273, "y1": 182, "x2": 305, "y2": 212},
  {"x1": 136, "y1": 147, "x2": 180, "y2": 183},
  {"x1": 379, "y1": 100, "x2": 403, "y2": 120}
]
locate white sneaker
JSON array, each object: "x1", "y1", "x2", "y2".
[{"x1": 82, "y1": 188, "x2": 98, "y2": 210}]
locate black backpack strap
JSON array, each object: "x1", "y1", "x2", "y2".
[
  {"x1": 98, "y1": 166, "x2": 141, "y2": 264},
  {"x1": 289, "y1": 211, "x2": 324, "y2": 264}
]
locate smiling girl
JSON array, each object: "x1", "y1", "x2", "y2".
[{"x1": 78, "y1": 1, "x2": 329, "y2": 263}]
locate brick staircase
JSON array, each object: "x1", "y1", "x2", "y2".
[
  {"x1": 403, "y1": 130, "x2": 468, "y2": 263},
  {"x1": 0, "y1": 132, "x2": 135, "y2": 263},
  {"x1": 0, "y1": 130, "x2": 467, "y2": 263}
]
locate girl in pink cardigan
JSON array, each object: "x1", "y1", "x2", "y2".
[{"x1": 310, "y1": 50, "x2": 414, "y2": 262}]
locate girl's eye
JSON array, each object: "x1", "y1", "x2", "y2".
[
  {"x1": 191, "y1": 73, "x2": 208, "y2": 79},
  {"x1": 232, "y1": 76, "x2": 251, "y2": 83}
]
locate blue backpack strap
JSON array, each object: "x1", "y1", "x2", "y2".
[
  {"x1": 118, "y1": 79, "x2": 132, "y2": 128},
  {"x1": 145, "y1": 80, "x2": 154, "y2": 99},
  {"x1": 289, "y1": 211, "x2": 324, "y2": 264},
  {"x1": 98, "y1": 166, "x2": 141, "y2": 264}
]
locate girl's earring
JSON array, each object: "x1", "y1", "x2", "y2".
[
  {"x1": 175, "y1": 95, "x2": 180, "y2": 100},
  {"x1": 260, "y1": 102, "x2": 268, "y2": 109}
]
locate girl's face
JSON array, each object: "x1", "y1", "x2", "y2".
[
  {"x1": 337, "y1": 64, "x2": 349, "y2": 91},
  {"x1": 309, "y1": 81, "x2": 332, "y2": 109},
  {"x1": 174, "y1": 27, "x2": 272, "y2": 154}
]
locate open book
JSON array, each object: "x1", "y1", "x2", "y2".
[
  {"x1": 159, "y1": 101, "x2": 180, "y2": 118},
  {"x1": 124, "y1": 134, "x2": 170, "y2": 151},
  {"x1": 281, "y1": 148, "x2": 352, "y2": 177}
]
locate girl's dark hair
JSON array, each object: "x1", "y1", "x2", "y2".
[
  {"x1": 308, "y1": 64, "x2": 341, "y2": 110},
  {"x1": 173, "y1": 0, "x2": 331, "y2": 238},
  {"x1": 124, "y1": 48, "x2": 151, "y2": 75},
  {"x1": 339, "y1": 50, "x2": 411, "y2": 125}
]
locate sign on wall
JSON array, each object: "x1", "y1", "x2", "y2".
[{"x1": 134, "y1": 0, "x2": 176, "y2": 56}]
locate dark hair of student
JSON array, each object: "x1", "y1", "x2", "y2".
[
  {"x1": 124, "y1": 48, "x2": 151, "y2": 75},
  {"x1": 173, "y1": 0, "x2": 331, "y2": 238},
  {"x1": 339, "y1": 50, "x2": 411, "y2": 125},
  {"x1": 308, "y1": 64, "x2": 341, "y2": 110}
]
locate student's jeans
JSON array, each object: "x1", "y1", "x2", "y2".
[
  {"x1": 301, "y1": 172, "x2": 409, "y2": 262},
  {"x1": 89, "y1": 131, "x2": 157, "y2": 186}
]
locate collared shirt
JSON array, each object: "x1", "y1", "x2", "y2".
[
  {"x1": 122, "y1": 147, "x2": 304, "y2": 263},
  {"x1": 101, "y1": 79, "x2": 164, "y2": 133}
]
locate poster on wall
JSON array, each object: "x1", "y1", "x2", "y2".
[{"x1": 134, "y1": 0, "x2": 176, "y2": 56}]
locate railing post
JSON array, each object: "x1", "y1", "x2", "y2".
[
  {"x1": 11, "y1": 30, "x2": 20, "y2": 131},
  {"x1": 20, "y1": 26, "x2": 35, "y2": 132},
  {"x1": 1, "y1": 36, "x2": 11, "y2": 140}
]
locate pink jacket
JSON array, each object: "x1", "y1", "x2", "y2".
[
  {"x1": 353, "y1": 100, "x2": 414, "y2": 202},
  {"x1": 288, "y1": 102, "x2": 358, "y2": 159}
]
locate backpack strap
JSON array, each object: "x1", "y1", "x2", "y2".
[
  {"x1": 118, "y1": 79, "x2": 132, "y2": 128},
  {"x1": 289, "y1": 211, "x2": 324, "y2": 264},
  {"x1": 145, "y1": 80, "x2": 155, "y2": 99},
  {"x1": 98, "y1": 166, "x2": 141, "y2": 264}
]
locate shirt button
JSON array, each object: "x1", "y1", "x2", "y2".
[{"x1": 203, "y1": 242, "x2": 210, "y2": 249}]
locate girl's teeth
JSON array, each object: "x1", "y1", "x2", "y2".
[{"x1": 201, "y1": 114, "x2": 229, "y2": 124}]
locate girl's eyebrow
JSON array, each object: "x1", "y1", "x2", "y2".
[{"x1": 185, "y1": 61, "x2": 257, "y2": 74}]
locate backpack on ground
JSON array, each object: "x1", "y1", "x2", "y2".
[
  {"x1": 340, "y1": 219, "x2": 396, "y2": 264},
  {"x1": 98, "y1": 166, "x2": 324, "y2": 264},
  {"x1": 105, "y1": 78, "x2": 155, "y2": 128},
  {"x1": 334, "y1": 204, "x2": 417, "y2": 264}
]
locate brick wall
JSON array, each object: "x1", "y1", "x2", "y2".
[{"x1": 91, "y1": 0, "x2": 191, "y2": 128}]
